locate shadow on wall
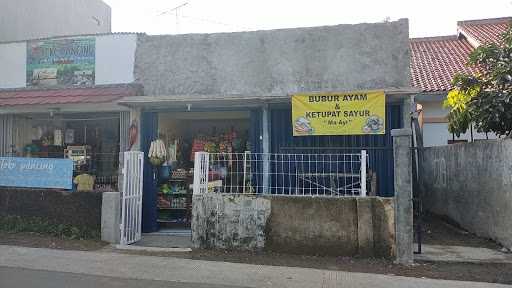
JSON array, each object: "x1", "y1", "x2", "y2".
[{"x1": 420, "y1": 139, "x2": 512, "y2": 249}]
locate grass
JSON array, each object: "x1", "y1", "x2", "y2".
[{"x1": 0, "y1": 216, "x2": 99, "y2": 240}]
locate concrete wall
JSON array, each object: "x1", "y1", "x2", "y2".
[
  {"x1": 0, "y1": 0, "x2": 111, "y2": 42},
  {"x1": 192, "y1": 194, "x2": 271, "y2": 250},
  {"x1": 0, "y1": 34, "x2": 137, "y2": 89},
  {"x1": 101, "y1": 192, "x2": 120, "y2": 244},
  {"x1": 420, "y1": 139, "x2": 512, "y2": 249},
  {"x1": 0, "y1": 43, "x2": 26, "y2": 89},
  {"x1": 192, "y1": 194, "x2": 395, "y2": 257},
  {"x1": 266, "y1": 197, "x2": 395, "y2": 257},
  {"x1": 135, "y1": 19, "x2": 410, "y2": 97},
  {"x1": 95, "y1": 34, "x2": 138, "y2": 85}
]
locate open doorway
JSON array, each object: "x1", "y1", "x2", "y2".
[{"x1": 153, "y1": 110, "x2": 251, "y2": 236}]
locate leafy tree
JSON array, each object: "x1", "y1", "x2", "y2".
[{"x1": 444, "y1": 25, "x2": 512, "y2": 137}]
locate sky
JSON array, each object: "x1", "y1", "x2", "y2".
[{"x1": 102, "y1": 0, "x2": 512, "y2": 37}]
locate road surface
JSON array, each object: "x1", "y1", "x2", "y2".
[
  {"x1": 0, "y1": 245, "x2": 509, "y2": 288},
  {"x1": 0, "y1": 266, "x2": 246, "y2": 288}
]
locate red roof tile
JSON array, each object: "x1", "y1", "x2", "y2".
[
  {"x1": 410, "y1": 17, "x2": 511, "y2": 93},
  {"x1": 458, "y1": 17, "x2": 511, "y2": 45},
  {"x1": 0, "y1": 84, "x2": 142, "y2": 107},
  {"x1": 410, "y1": 36, "x2": 477, "y2": 92}
]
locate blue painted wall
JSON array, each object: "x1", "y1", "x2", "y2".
[{"x1": 268, "y1": 104, "x2": 402, "y2": 196}]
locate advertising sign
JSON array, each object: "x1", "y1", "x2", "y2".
[
  {"x1": 27, "y1": 37, "x2": 95, "y2": 87},
  {"x1": 292, "y1": 90, "x2": 386, "y2": 136},
  {"x1": 0, "y1": 157, "x2": 73, "y2": 189}
]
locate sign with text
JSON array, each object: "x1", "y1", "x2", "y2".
[
  {"x1": 27, "y1": 37, "x2": 95, "y2": 87},
  {"x1": 0, "y1": 157, "x2": 73, "y2": 189},
  {"x1": 292, "y1": 91, "x2": 386, "y2": 136}
]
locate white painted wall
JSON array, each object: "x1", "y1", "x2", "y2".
[
  {"x1": 0, "y1": 43, "x2": 26, "y2": 89},
  {"x1": 423, "y1": 123, "x2": 451, "y2": 147},
  {"x1": 0, "y1": 0, "x2": 110, "y2": 42},
  {"x1": 95, "y1": 34, "x2": 137, "y2": 85},
  {"x1": 420, "y1": 100, "x2": 496, "y2": 147},
  {"x1": 0, "y1": 34, "x2": 137, "y2": 89},
  {"x1": 421, "y1": 101, "x2": 449, "y2": 118}
]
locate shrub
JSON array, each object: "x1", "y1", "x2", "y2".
[{"x1": 0, "y1": 216, "x2": 99, "y2": 240}]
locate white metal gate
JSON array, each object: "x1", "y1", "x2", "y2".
[{"x1": 120, "y1": 151, "x2": 144, "y2": 245}]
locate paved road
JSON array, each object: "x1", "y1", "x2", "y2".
[
  {"x1": 0, "y1": 266, "x2": 247, "y2": 288},
  {"x1": 0, "y1": 245, "x2": 509, "y2": 288}
]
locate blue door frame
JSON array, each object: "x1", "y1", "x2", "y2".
[{"x1": 141, "y1": 111, "x2": 158, "y2": 233}]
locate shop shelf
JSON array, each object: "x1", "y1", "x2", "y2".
[
  {"x1": 157, "y1": 219, "x2": 189, "y2": 223},
  {"x1": 158, "y1": 192, "x2": 189, "y2": 196}
]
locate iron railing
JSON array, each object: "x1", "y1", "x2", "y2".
[{"x1": 193, "y1": 151, "x2": 368, "y2": 197}]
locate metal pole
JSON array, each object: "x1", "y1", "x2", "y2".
[
  {"x1": 242, "y1": 151, "x2": 248, "y2": 194},
  {"x1": 470, "y1": 123, "x2": 474, "y2": 142},
  {"x1": 360, "y1": 150, "x2": 367, "y2": 197},
  {"x1": 262, "y1": 105, "x2": 270, "y2": 194}
]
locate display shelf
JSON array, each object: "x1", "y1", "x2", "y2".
[
  {"x1": 157, "y1": 219, "x2": 189, "y2": 223},
  {"x1": 157, "y1": 170, "x2": 193, "y2": 229},
  {"x1": 158, "y1": 192, "x2": 189, "y2": 196}
]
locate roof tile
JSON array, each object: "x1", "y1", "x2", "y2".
[
  {"x1": 410, "y1": 17, "x2": 511, "y2": 93},
  {"x1": 458, "y1": 17, "x2": 511, "y2": 45},
  {"x1": 410, "y1": 36, "x2": 477, "y2": 92}
]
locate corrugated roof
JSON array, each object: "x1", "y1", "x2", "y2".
[
  {"x1": 0, "y1": 84, "x2": 142, "y2": 107},
  {"x1": 0, "y1": 32, "x2": 144, "y2": 45}
]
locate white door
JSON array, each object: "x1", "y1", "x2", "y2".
[{"x1": 120, "y1": 151, "x2": 144, "y2": 245}]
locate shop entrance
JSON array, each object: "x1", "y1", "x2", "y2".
[{"x1": 152, "y1": 110, "x2": 251, "y2": 234}]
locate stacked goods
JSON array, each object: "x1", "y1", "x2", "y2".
[
  {"x1": 170, "y1": 198, "x2": 187, "y2": 208},
  {"x1": 158, "y1": 196, "x2": 171, "y2": 208},
  {"x1": 190, "y1": 130, "x2": 247, "y2": 160},
  {"x1": 171, "y1": 168, "x2": 187, "y2": 179},
  {"x1": 190, "y1": 138, "x2": 206, "y2": 161}
]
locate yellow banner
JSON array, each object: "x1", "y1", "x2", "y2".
[{"x1": 292, "y1": 91, "x2": 386, "y2": 136}]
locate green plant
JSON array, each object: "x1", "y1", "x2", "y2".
[
  {"x1": 0, "y1": 216, "x2": 99, "y2": 240},
  {"x1": 445, "y1": 24, "x2": 512, "y2": 137}
]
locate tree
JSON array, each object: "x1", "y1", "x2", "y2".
[{"x1": 444, "y1": 25, "x2": 512, "y2": 137}]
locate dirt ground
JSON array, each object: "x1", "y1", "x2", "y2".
[
  {"x1": 420, "y1": 213, "x2": 502, "y2": 249},
  {"x1": 0, "y1": 232, "x2": 107, "y2": 251},
  {"x1": 1, "y1": 215, "x2": 511, "y2": 285}
]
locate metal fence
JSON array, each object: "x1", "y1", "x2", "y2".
[{"x1": 193, "y1": 151, "x2": 368, "y2": 197}]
